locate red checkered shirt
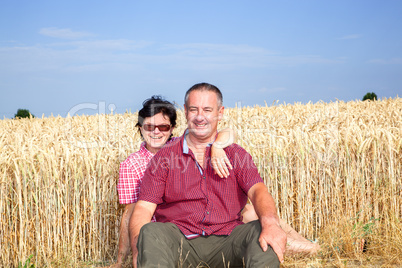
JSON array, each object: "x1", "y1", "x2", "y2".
[
  {"x1": 117, "y1": 138, "x2": 178, "y2": 205},
  {"x1": 139, "y1": 130, "x2": 263, "y2": 238}
]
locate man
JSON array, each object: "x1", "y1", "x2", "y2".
[{"x1": 129, "y1": 83, "x2": 286, "y2": 267}]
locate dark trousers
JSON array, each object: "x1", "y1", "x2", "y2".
[{"x1": 137, "y1": 220, "x2": 279, "y2": 268}]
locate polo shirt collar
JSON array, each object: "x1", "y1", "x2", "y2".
[
  {"x1": 182, "y1": 129, "x2": 216, "y2": 155},
  {"x1": 182, "y1": 129, "x2": 190, "y2": 154}
]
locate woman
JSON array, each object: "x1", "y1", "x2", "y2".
[{"x1": 110, "y1": 96, "x2": 319, "y2": 267}]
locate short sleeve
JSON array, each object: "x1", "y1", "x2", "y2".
[
  {"x1": 138, "y1": 152, "x2": 170, "y2": 204},
  {"x1": 117, "y1": 158, "x2": 143, "y2": 204}
]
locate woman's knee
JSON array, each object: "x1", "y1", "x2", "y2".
[{"x1": 242, "y1": 204, "x2": 259, "y2": 223}]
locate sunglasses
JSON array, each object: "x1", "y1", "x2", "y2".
[{"x1": 142, "y1": 124, "x2": 172, "y2": 132}]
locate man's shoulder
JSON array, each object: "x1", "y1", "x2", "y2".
[
  {"x1": 224, "y1": 143, "x2": 258, "y2": 170},
  {"x1": 225, "y1": 143, "x2": 249, "y2": 155},
  {"x1": 155, "y1": 135, "x2": 183, "y2": 156}
]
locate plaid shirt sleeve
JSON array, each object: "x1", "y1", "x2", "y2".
[
  {"x1": 117, "y1": 150, "x2": 150, "y2": 204},
  {"x1": 117, "y1": 138, "x2": 177, "y2": 204}
]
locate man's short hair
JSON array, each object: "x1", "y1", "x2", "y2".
[{"x1": 184, "y1": 82, "x2": 223, "y2": 108}]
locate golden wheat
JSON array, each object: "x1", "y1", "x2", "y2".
[{"x1": 1, "y1": 98, "x2": 401, "y2": 267}]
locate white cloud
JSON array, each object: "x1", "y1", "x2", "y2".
[
  {"x1": 271, "y1": 55, "x2": 343, "y2": 65},
  {"x1": 159, "y1": 43, "x2": 341, "y2": 70},
  {"x1": 39, "y1": 27, "x2": 94, "y2": 39},
  {"x1": 0, "y1": 38, "x2": 342, "y2": 77},
  {"x1": 162, "y1": 43, "x2": 277, "y2": 56},
  {"x1": 266, "y1": 87, "x2": 286, "y2": 93},
  {"x1": 368, "y1": 58, "x2": 402, "y2": 64},
  {"x1": 337, "y1": 34, "x2": 362, "y2": 40},
  {"x1": 253, "y1": 87, "x2": 286, "y2": 94},
  {"x1": 49, "y1": 39, "x2": 154, "y2": 51}
]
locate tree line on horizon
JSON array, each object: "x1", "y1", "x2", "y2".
[{"x1": 12, "y1": 92, "x2": 379, "y2": 119}]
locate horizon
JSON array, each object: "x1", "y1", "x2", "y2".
[{"x1": 5, "y1": 94, "x2": 398, "y2": 120}]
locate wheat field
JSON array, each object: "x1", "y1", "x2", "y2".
[{"x1": 1, "y1": 98, "x2": 401, "y2": 267}]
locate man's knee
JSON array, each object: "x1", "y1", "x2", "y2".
[
  {"x1": 138, "y1": 222, "x2": 169, "y2": 244},
  {"x1": 245, "y1": 220, "x2": 262, "y2": 238},
  {"x1": 139, "y1": 222, "x2": 159, "y2": 236},
  {"x1": 137, "y1": 222, "x2": 184, "y2": 267},
  {"x1": 138, "y1": 222, "x2": 182, "y2": 248},
  {"x1": 243, "y1": 221, "x2": 280, "y2": 267}
]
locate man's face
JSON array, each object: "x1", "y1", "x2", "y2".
[{"x1": 184, "y1": 90, "x2": 224, "y2": 142}]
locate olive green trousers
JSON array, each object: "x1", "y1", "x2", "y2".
[{"x1": 137, "y1": 220, "x2": 279, "y2": 268}]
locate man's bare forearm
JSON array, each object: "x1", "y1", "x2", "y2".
[
  {"x1": 129, "y1": 200, "x2": 156, "y2": 266},
  {"x1": 248, "y1": 182, "x2": 286, "y2": 262},
  {"x1": 249, "y1": 182, "x2": 279, "y2": 224}
]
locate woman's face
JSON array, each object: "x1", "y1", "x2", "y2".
[{"x1": 140, "y1": 112, "x2": 174, "y2": 154}]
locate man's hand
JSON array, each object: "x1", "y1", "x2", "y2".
[
  {"x1": 247, "y1": 182, "x2": 287, "y2": 263},
  {"x1": 258, "y1": 219, "x2": 287, "y2": 263}
]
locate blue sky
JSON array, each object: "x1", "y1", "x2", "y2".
[{"x1": 1, "y1": 0, "x2": 401, "y2": 118}]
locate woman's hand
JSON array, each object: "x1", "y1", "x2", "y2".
[{"x1": 211, "y1": 144, "x2": 232, "y2": 178}]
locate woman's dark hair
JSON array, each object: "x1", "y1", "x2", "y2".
[{"x1": 136, "y1": 95, "x2": 177, "y2": 128}]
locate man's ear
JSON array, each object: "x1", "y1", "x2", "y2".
[{"x1": 218, "y1": 106, "x2": 224, "y2": 120}]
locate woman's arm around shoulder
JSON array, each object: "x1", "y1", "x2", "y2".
[{"x1": 211, "y1": 128, "x2": 236, "y2": 178}]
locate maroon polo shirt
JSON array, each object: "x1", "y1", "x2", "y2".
[{"x1": 138, "y1": 130, "x2": 263, "y2": 238}]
